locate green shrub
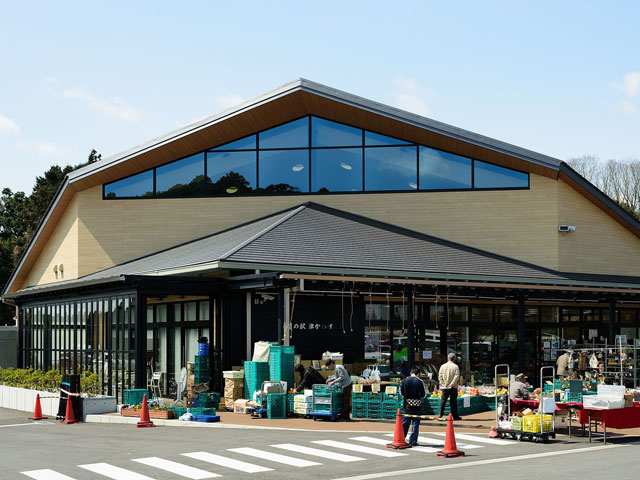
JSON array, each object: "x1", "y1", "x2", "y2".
[{"x1": 0, "y1": 367, "x2": 100, "y2": 395}]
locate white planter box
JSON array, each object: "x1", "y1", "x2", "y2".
[
  {"x1": 0, "y1": 385, "x2": 56, "y2": 416},
  {"x1": 81, "y1": 396, "x2": 117, "y2": 421}
]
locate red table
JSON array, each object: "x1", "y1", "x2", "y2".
[
  {"x1": 512, "y1": 398, "x2": 582, "y2": 412},
  {"x1": 578, "y1": 403, "x2": 640, "y2": 443}
]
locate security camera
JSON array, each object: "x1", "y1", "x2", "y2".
[
  {"x1": 558, "y1": 225, "x2": 576, "y2": 233},
  {"x1": 260, "y1": 294, "x2": 275, "y2": 301}
]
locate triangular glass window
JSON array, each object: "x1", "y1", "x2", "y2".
[
  {"x1": 259, "y1": 117, "x2": 309, "y2": 149},
  {"x1": 364, "y1": 130, "x2": 412, "y2": 146},
  {"x1": 474, "y1": 160, "x2": 528, "y2": 188},
  {"x1": 210, "y1": 134, "x2": 256, "y2": 151},
  {"x1": 311, "y1": 117, "x2": 362, "y2": 147}
]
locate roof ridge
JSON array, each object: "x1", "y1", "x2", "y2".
[{"x1": 219, "y1": 204, "x2": 309, "y2": 260}]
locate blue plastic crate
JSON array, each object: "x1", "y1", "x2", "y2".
[{"x1": 192, "y1": 414, "x2": 220, "y2": 422}]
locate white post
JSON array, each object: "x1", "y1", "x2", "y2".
[{"x1": 284, "y1": 289, "x2": 291, "y2": 346}]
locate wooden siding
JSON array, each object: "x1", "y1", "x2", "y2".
[{"x1": 557, "y1": 181, "x2": 640, "y2": 276}]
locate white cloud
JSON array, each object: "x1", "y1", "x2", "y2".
[
  {"x1": 16, "y1": 140, "x2": 68, "y2": 157},
  {"x1": 58, "y1": 86, "x2": 142, "y2": 122},
  {"x1": 45, "y1": 76, "x2": 59, "y2": 86},
  {"x1": 213, "y1": 93, "x2": 246, "y2": 110},
  {"x1": 610, "y1": 72, "x2": 640, "y2": 115},
  {"x1": 391, "y1": 76, "x2": 432, "y2": 117},
  {"x1": 0, "y1": 114, "x2": 20, "y2": 136}
]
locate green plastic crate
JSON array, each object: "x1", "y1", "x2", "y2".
[
  {"x1": 168, "y1": 406, "x2": 188, "y2": 417},
  {"x1": 189, "y1": 407, "x2": 216, "y2": 416},
  {"x1": 267, "y1": 393, "x2": 287, "y2": 419},
  {"x1": 198, "y1": 392, "x2": 220, "y2": 404},
  {"x1": 352, "y1": 404, "x2": 367, "y2": 418},
  {"x1": 123, "y1": 389, "x2": 149, "y2": 406}
]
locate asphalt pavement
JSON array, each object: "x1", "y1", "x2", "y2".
[{"x1": 0, "y1": 407, "x2": 638, "y2": 480}]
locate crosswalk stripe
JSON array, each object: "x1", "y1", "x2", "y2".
[
  {"x1": 312, "y1": 440, "x2": 407, "y2": 458},
  {"x1": 228, "y1": 447, "x2": 321, "y2": 467},
  {"x1": 132, "y1": 457, "x2": 220, "y2": 479},
  {"x1": 21, "y1": 470, "x2": 77, "y2": 480},
  {"x1": 272, "y1": 443, "x2": 365, "y2": 462},
  {"x1": 432, "y1": 432, "x2": 515, "y2": 445},
  {"x1": 182, "y1": 451, "x2": 273, "y2": 473},
  {"x1": 349, "y1": 436, "x2": 440, "y2": 453},
  {"x1": 383, "y1": 433, "x2": 482, "y2": 449},
  {"x1": 79, "y1": 463, "x2": 156, "y2": 480}
]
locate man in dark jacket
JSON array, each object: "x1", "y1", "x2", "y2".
[
  {"x1": 295, "y1": 364, "x2": 325, "y2": 393},
  {"x1": 399, "y1": 367, "x2": 427, "y2": 446}
]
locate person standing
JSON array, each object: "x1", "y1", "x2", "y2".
[
  {"x1": 400, "y1": 367, "x2": 426, "y2": 446},
  {"x1": 556, "y1": 350, "x2": 572, "y2": 380},
  {"x1": 326, "y1": 359, "x2": 352, "y2": 420},
  {"x1": 438, "y1": 353, "x2": 461, "y2": 420}
]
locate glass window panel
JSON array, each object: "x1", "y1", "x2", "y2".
[
  {"x1": 146, "y1": 306, "x2": 154, "y2": 324},
  {"x1": 259, "y1": 150, "x2": 309, "y2": 193},
  {"x1": 199, "y1": 302, "x2": 210, "y2": 321},
  {"x1": 474, "y1": 161, "x2": 528, "y2": 188},
  {"x1": 211, "y1": 134, "x2": 256, "y2": 151},
  {"x1": 206, "y1": 151, "x2": 256, "y2": 194},
  {"x1": 156, "y1": 304, "x2": 167, "y2": 323},
  {"x1": 311, "y1": 117, "x2": 362, "y2": 147},
  {"x1": 156, "y1": 153, "x2": 205, "y2": 197},
  {"x1": 104, "y1": 170, "x2": 154, "y2": 198},
  {"x1": 496, "y1": 306, "x2": 516, "y2": 322},
  {"x1": 472, "y1": 306, "x2": 493, "y2": 322},
  {"x1": 311, "y1": 148, "x2": 362, "y2": 192},
  {"x1": 419, "y1": 147, "x2": 472, "y2": 190},
  {"x1": 365, "y1": 131, "x2": 412, "y2": 146},
  {"x1": 185, "y1": 302, "x2": 197, "y2": 322},
  {"x1": 364, "y1": 146, "x2": 417, "y2": 191},
  {"x1": 259, "y1": 117, "x2": 309, "y2": 149},
  {"x1": 185, "y1": 329, "x2": 199, "y2": 364}
]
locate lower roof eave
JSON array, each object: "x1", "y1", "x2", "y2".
[{"x1": 214, "y1": 261, "x2": 640, "y2": 294}]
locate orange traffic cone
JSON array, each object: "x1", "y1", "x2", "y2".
[
  {"x1": 488, "y1": 426, "x2": 499, "y2": 438},
  {"x1": 30, "y1": 394, "x2": 48, "y2": 421},
  {"x1": 61, "y1": 395, "x2": 79, "y2": 425},
  {"x1": 136, "y1": 394, "x2": 154, "y2": 428},
  {"x1": 386, "y1": 409, "x2": 412, "y2": 449},
  {"x1": 437, "y1": 413, "x2": 464, "y2": 458}
]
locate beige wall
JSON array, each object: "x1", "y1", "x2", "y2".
[
  {"x1": 23, "y1": 196, "x2": 79, "y2": 287},
  {"x1": 69, "y1": 175, "x2": 560, "y2": 282},
  {"x1": 557, "y1": 181, "x2": 640, "y2": 276},
  {"x1": 22, "y1": 172, "x2": 640, "y2": 288}
]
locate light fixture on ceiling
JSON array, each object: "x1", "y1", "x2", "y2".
[
  {"x1": 226, "y1": 186, "x2": 238, "y2": 194},
  {"x1": 340, "y1": 163, "x2": 352, "y2": 170},
  {"x1": 292, "y1": 164, "x2": 304, "y2": 172}
]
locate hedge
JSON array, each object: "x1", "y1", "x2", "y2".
[{"x1": 0, "y1": 367, "x2": 100, "y2": 396}]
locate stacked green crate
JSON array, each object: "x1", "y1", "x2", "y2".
[
  {"x1": 429, "y1": 395, "x2": 487, "y2": 415},
  {"x1": 269, "y1": 345, "x2": 295, "y2": 391},
  {"x1": 194, "y1": 355, "x2": 210, "y2": 385},
  {"x1": 267, "y1": 393, "x2": 287, "y2": 419},
  {"x1": 123, "y1": 389, "x2": 149, "y2": 406},
  {"x1": 312, "y1": 385, "x2": 342, "y2": 414},
  {"x1": 365, "y1": 392, "x2": 384, "y2": 419},
  {"x1": 287, "y1": 392, "x2": 297, "y2": 414},
  {"x1": 351, "y1": 391, "x2": 367, "y2": 418},
  {"x1": 382, "y1": 393, "x2": 403, "y2": 419},
  {"x1": 244, "y1": 361, "x2": 269, "y2": 400},
  {"x1": 168, "y1": 406, "x2": 188, "y2": 417},
  {"x1": 189, "y1": 407, "x2": 216, "y2": 416},
  {"x1": 198, "y1": 391, "x2": 220, "y2": 408}
]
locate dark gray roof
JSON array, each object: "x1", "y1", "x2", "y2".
[{"x1": 9, "y1": 202, "x2": 640, "y2": 299}]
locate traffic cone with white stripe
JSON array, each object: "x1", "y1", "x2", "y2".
[
  {"x1": 436, "y1": 414, "x2": 464, "y2": 458},
  {"x1": 386, "y1": 409, "x2": 412, "y2": 449},
  {"x1": 136, "y1": 394, "x2": 154, "y2": 428},
  {"x1": 30, "y1": 394, "x2": 47, "y2": 421}
]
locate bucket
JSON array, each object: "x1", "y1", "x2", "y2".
[{"x1": 198, "y1": 342, "x2": 209, "y2": 356}]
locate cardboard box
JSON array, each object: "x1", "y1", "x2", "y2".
[
  {"x1": 224, "y1": 397, "x2": 235, "y2": 409},
  {"x1": 224, "y1": 387, "x2": 244, "y2": 399},
  {"x1": 225, "y1": 378, "x2": 243, "y2": 388},
  {"x1": 233, "y1": 399, "x2": 251, "y2": 414},
  {"x1": 624, "y1": 394, "x2": 634, "y2": 408}
]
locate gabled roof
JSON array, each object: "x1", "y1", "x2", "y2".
[
  {"x1": 5, "y1": 78, "x2": 640, "y2": 295},
  {"x1": 7, "y1": 202, "x2": 640, "y2": 300}
]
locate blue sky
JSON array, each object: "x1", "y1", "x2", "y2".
[{"x1": 1, "y1": 1, "x2": 639, "y2": 193}]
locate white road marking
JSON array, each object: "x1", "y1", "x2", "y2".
[
  {"x1": 132, "y1": 457, "x2": 220, "y2": 479},
  {"x1": 272, "y1": 443, "x2": 365, "y2": 462},
  {"x1": 79, "y1": 463, "x2": 156, "y2": 480},
  {"x1": 182, "y1": 451, "x2": 273, "y2": 473},
  {"x1": 21, "y1": 470, "x2": 76, "y2": 480},
  {"x1": 312, "y1": 440, "x2": 407, "y2": 458},
  {"x1": 227, "y1": 447, "x2": 321, "y2": 467},
  {"x1": 1, "y1": 422, "x2": 51, "y2": 428},
  {"x1": 432, "y1": 432, "x2": 515, "y2": 445},
  {"x1": 349, "y1": 436, "x2": 439, "y2": 453},
  {"x1": 383, "y1": 433, "x2": 481, "y2": 449},
  {"x1": 330, "y1": 444, "x2": 623, "y2": 480}
]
